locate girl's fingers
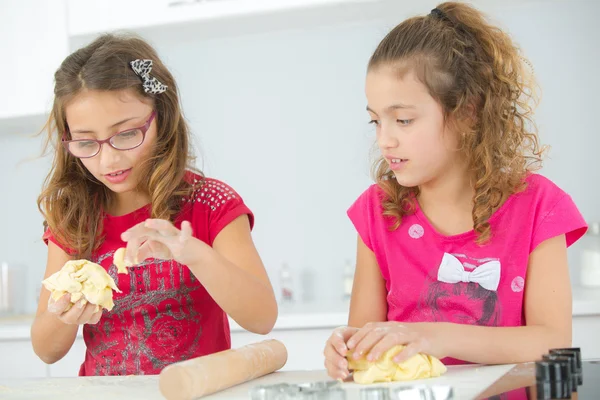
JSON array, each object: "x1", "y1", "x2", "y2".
[
  {"x1": 367, "y1": 331, "x2": 411, "y2": 362},
  {"x1": 144, "y1": 219, "x2": 179, "y2": 236},
  {"x1": 77, "y1": 303, "x2": 99, "y2": 324},
  {"x1": 393, "y1": 339, "x2": 423, "y2": 363},
  {"x1": 351, "y1": 329, "x2": 385, "y2": 360},
  {"x1": 59, "y1": 300, "x2": 86, "y2": 324}
]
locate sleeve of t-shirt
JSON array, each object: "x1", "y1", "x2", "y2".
[
  {"x1": 192, "y1": 178, "x2": 254, "y2": 246},
  {"x1": 530, "y1": 192, "x2": 588, "y2": 253},
  {"x1": 42, "y1": 227, "x2": 76, "y2": 256},
  {"x1": 347, "y1": 185, "x2": 378, "y2": 252}
]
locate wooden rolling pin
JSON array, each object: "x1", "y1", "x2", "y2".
[{"x1": 159, "y1": 339, "x2": 288, "y2": 400}]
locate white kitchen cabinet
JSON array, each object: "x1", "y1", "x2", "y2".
[
  {"x1": 0, "y1": 0, "x2": 69, "y2": 130},
  {"x1": 0, "y1": 339, "x2": 48, "y2": 378},
  {"x1": 572, "y1": 315, "x2": 600, "y2": 359},
  {"x1": 65, "y1": 0, "x2": 554, "y2": 41},
  {"x1": 47, "y1": 335, "x2": 87, "y2": 377},
  {"x1": 33, "y1": 315, "x2": 600, "y2": 378},
  {"x1": 231, "y1": 328, "x2": 332, "y2": 371},
  {"x1": 3, "y1": 308, "x2": 600, "y2": 379},
  {"x1": 66, "y1": 0, "x2": 395, "y2": 39}
]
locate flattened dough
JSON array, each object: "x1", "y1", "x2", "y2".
[
  {"x1": 42, "y1": 259, "x2": 123, "y2": 312},
  {"x1": 347, "y1": 345, "x2": 447, "y2": 384}
]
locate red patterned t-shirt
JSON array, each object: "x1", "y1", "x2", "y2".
[{"x1": 43, "y1": 173, "x2": 254, "y2": 375}]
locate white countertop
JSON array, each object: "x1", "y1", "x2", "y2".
[
  {"x1": 0, "y1": 364, "x2": 516, "y2": 400},
  {"x1": 2, "y1": 286, "x2": 599, "y2": 341}
]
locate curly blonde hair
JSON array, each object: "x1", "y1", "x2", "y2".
[
  {"x1": 37, "y1": 33, "x2": 201, "y2": 258},
  {"x1": 370, "y1": 2, "x2": 545, "y2": 244}
]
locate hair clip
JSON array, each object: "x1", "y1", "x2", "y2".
[
  {"x1": 430, "y1": 8, "x2": 448, "y2": 21},
  {"x1": 130, "y1": 59, "x2": 168, "y2": 94}
]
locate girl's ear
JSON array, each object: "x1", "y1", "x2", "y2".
[
  {"x1": 450, "y1": 102, "x2": 478, "y2": 129},
  {"x1": 461, "y1": 103, "x2": 478, "y2": 128}
]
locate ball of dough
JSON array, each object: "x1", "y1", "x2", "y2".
[
  {"x1": 347, "y1": 345, "x2": 447, "y2": 384},
  {"x1": 42, "y1": 259, "x2": 122, "y2": 312}
]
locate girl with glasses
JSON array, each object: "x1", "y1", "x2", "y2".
[{"x1": 32, "y1": 33, "x2": 277, "y2": 376}]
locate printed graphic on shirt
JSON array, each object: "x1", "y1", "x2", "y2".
[
  {"x1": 84, "y1": 250, "x2": 205, "y2": 375},
  {"x1": 418, "y1": 252, "x2": 503, "y2": 326}
]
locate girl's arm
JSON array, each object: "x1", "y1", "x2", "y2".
[
  {"x1": 323, "y1": 235, "x2": 388, "y2": 380},
  {"x1": 186, "y1": 215, "x2": 278, "y2": 335},
  {"x1": 123, "y1": 215, "x2": 278, "y2": 335},
  {"x1": 346, "y1": 234, "x2": 573, "y2": 364},
  {"x1": 348, "y1": 235, "x2": 388, "y2": 327}
]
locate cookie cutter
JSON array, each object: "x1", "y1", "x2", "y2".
[
  {"x1": 249, "y1": 380, "x2": 343, "y2": 399},
  {"x1": 391, "y1": 385, "x2": 454, "y2": 400},
  {"x1": 360, "y1": 387, "x2": 391, "y2": 400}
]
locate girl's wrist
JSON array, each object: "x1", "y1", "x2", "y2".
[
  {"x1": 432, "y1": 322, "x2": 454, "y2": 359},
  {"x1": 182, "y1": 237, "x2": 212, "y2": 272},
  {"x1": 416, "y1": 321, "x2": 453, "y2": 359}
]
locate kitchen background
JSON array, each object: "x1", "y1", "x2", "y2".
[{"x1": 1, "y1": 0, "x2": 599, "y2": 376}]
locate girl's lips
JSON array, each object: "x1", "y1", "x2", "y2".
[
  {"x1": 104, "y1": 168, "x2": 132, "y2": 184},
  {"x1": 388, "y1": 159, "x2": 408, "y2": 171}
]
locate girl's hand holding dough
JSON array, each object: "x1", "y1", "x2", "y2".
[
  {"x1": 47, "y1": 293, "x2": 103, "y2": 325},
  {"x1": 42, "y1": 259, "x2": 125, "y2": 325}
]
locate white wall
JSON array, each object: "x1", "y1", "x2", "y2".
[
  {"x1": 151, "y1": 20, "x2": 384, "y2": 307},
  {"x1": 0, "y1": 130, "x2": 51, "y2": 313},
  {"x1": 1, "y1": 0, "x2": 598, "y2": 314},
  {"x1": 484, "y1": 0, "x2": 600, "y2": 280}
]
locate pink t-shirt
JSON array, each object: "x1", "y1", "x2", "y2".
[{"x1": 348, "y1": 173, "x2": 587, "y2": 365}]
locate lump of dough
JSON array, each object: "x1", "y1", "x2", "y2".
[
  {"x1": 42, "y1": 259, "x2": 123, "y2": 312},
  {"x1": 113, "y1": 247, "x2": 132, "y2": 274},
  {"x1": 347, "y1": 345, "x2": 447, "y2": 384}
]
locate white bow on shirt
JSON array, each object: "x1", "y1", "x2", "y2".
[{"x1": 437, "y1": 253, "x2": 501, "y2": 291}]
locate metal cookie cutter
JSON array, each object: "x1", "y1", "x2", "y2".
[
  {"x1": 392, "y1": 385, "x2": 454, "y2": 400},
  {"x1": 249, "y1": 380, "x2": 343, "y2": 399},
  {"x1": 249, "y1": 383, "x2": 289, "y2": 400},
  {"x1": 297, "y1": 381, "x2": 340, "y2": 392},
  {"x1": 297, "y1": 381, "x2": 345, "y2": 399},
  {"x1": 360, "y1": 387, "x2": 391, "y2": 400}
]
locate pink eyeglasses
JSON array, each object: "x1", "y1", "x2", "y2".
[{"x1": 62, "y1": 111, "x2": 156, "y2": 159}]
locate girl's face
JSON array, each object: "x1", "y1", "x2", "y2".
[
  {"x1": 365, "y1": 65, "x2": 463, "y2": 188},
  {"x1": 64, "y1": 89, "x2": 156, "y2": 201}
]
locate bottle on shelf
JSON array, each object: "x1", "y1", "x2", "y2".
[
  {"x1": 279, "y1": 262, "x2": 294, "y2": 304},
  {"x1": 342, "y1": 259, "x2": 354, "y2": 301}
]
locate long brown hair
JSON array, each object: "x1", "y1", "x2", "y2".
[
  {"x1": 369, "y1": 2, "x2": 544, "y2": 244},
  {"x1": 38, "y1": 33, "x2": 200, "y2": 258}
]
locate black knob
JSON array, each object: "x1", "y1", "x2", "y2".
[
  {"x1": 536, "y1": 359, "x2": 571, "y2": 382},
  {"x1": 542, "y1": 355, "x2": 576, "y2": 393},
  {"x1": 550, "y1": 348, "x2": 582, "y2": 371},
  {"x1": 550, "y1": 348, "x2": 583, "y2": 386},
  {"x1": 536, "y1": 380, "x2": 572, "y2": 400}
]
